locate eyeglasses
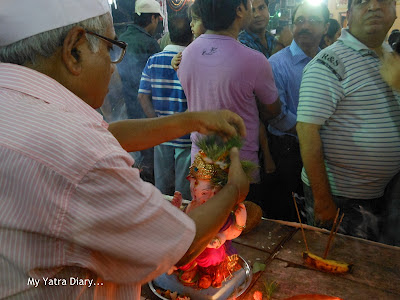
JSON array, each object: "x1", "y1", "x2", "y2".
[
  {"x1": 85, "y1": 30, "x2": 127, "y2": 64},
  {"x1": 294, "y1": 17, "x2": 324, "y2": 26}
]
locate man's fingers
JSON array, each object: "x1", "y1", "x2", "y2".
[
  {"x1": 229, "y1": 147, "x2": 240, "y2": 162},
  {"x1": 223, "y1": 111, "x2": 246, "y2": 137}
]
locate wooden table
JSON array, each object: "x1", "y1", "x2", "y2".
[{"x1": 141, "y1": 219, "x2": 400, "y2": 299}]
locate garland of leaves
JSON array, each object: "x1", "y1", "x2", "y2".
[{"x1": 194, "y1": 135, "x2": 258, "y2": 187}]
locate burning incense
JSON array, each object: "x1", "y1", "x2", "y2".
[
  {"x1": 323, "y1": 209, "x2": 341, "y2": 259},
  {"x1": 292, "y1": 192, "x2": 309, "y2": 252},
  {"x1": 325, "y1": 213, "x2": 345, "y2": 258}
]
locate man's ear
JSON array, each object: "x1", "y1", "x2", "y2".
[
  {"x1": 346, "y1": 10, "x2": 351, "y2": 26},
  {"x1": 236, "y1": 3, "x2": 246, "y2": 18},
  {"x1": 62, "y1": 27, "x2": 86, "y2": 76},
  {"x1": 323, "y1": 21, "x2": 330, "y2": 35},
  {"x1": 151, "y1": 14, "x2": 158, "y2": 24},
  {"x1": 324, "y1": 35, "x2": 332, "y2": 46}
]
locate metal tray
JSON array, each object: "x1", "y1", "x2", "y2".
[{"x1": 148, "y1": 256, "x2": 252, "y2": 300}]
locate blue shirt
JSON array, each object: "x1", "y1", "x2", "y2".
[
  {"x1": 139, "y1": 44, "x2": 191, "y2": 147},
  {"x1": 238, "y1": 30, "x2": 277, "y2": 59},
  {"x1": 268, "y1": 40, "x2": 315, "y2": 136}
]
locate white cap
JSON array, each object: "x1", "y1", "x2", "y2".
[
  {"x1": 0, "y1": 0, "x2": 111, "y2": 47},
  {"x1": 135, "y1": 0, "x2": 164, "y2": 18}
]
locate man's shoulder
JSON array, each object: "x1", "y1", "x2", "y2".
[
  {"x1": 265, "y1": 31, "x2": 277, "y2": 42},
  {"x1": 238, "y1": 30, "x2": 254, "y2": 43},
  {"x1": 306, "y1": 42, "x2": 350, "y2": 81},
  {"x1": 147, "y1": 50, "x2": 174, "y2": 65},
  {"x1": 122, "y1": 26, "x2": 159, "y2": 51},
  {"x1": 268, "y1": 47, "x2": 291, "y2": 65}
]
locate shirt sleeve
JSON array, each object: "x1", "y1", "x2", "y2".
[
  {"x1": 253, "y1": 57, "x2": 279, "y2": 105},
  {"x1": 267, "y1": 59, "x2": 298, "y2": 132},
  {"x1": 297, "y1": 60, "x2": 344, "y2": 125},
  {"x1": 138, "y1": 58, "x2": 152, "y2": 94},
  {"x1": 238, "y1": 32, "x2": 251, "y2": 48},
  {"x1": 67, "y1": 150, "x2": 196, "y2": 285}
]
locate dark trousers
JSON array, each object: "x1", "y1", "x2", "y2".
[{"x1": 260, "y1": 134, "x2": 303, "y2": 221}]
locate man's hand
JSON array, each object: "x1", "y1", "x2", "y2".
[
  {"x1": 227, "y1": 147, "x2": 249, "y2": 204},
  {"x1": 193, "y1": 110, "x2": 246, "y2": 140},
  {"x1": 171, "y1": 52, "x2": 182, "y2": 71},
  {"x1": 278, "y1": 26, "x2": 293, "y2": 47},
  {"x1": 381, "y1": 51, "x2": 400, "y2": 91},
  {"x1": 314, "y1": 199, "x2": 337, "y2": 224}
]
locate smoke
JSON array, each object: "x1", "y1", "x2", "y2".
[
  {"x1": 100, "y1": 68, "x2": 155, "y2": 184},
  {"x1": 351, "y1": 205, "x2": 379, "y2": 241},
  {"x1": 100, "y1": 70, "x2": 128, "y2": 123}
]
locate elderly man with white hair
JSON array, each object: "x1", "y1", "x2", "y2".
[{"x1": 0, "y1": 1, "x2": 249, "y2": 299}]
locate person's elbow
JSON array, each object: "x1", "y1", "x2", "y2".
[
  {"x1": 259, "y1": 98, "x2": 281, "y2": 122},
  {"x1": 270, "y1": 98, "x2": 282, "y2": 118}
]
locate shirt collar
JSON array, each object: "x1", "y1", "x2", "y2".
[
  {"x1": 338, "y1": 28, "x2": 393, "y2": 56},
  {"x1": 0, "y1": 63, "x2": 107, "y2": 127},
  {"x1": 244, "y1": 30, "x2": 260, "y2": 42},
  {"x1": 131, "y1": 24, "x2": 153, "y2": 38},
  {"x1": 164, "y1": 44, "x2": 186, "y2": 52},
  {"x1": 289, "y1": 40, "x2": 316, "y2": 65}
]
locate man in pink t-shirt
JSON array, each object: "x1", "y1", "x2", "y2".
[{"x1": 178, "y1": 0, "x2": 281, "y2": 188}]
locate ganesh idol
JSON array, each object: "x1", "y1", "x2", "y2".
[{"x1": 170, "y1": 136, "x2": 256, "y2": 288}]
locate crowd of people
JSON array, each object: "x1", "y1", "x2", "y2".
[{"x1": 0, "y1": 0, "x2": 399, "y2": 298}]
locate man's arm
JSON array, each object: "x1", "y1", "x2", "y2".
[
  {"x1": 108, "y1": 110, "x2": 247, "y2": 152},
  {"x1": 297, "y1": 121, "x2": 337, "y2": 222},
  {"x1": 70, "y1": 146, "x2": 249, "y2": 283},
  {"x1": 177, "y1": 147, "x2": 249, "y2": 265},
  {"x1": 257, "y1": 97, "x2": 281, "y2": 123},
  {"x1": 267, "y1": 62, "x2": 297, "y2": 134},
  {"x1": 138, "y1": 93, "x2": 157, "y2": 118}
]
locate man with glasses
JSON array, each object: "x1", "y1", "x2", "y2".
[
  {"x1": 297, "y1": 0, "x2": 400, "y2": 243},
  {"x1": 0, "y1": 1, "x2": 250, "y2": 299},
  {"x1": 264, "y1": 2, "x2": 330, "y2": 221}
]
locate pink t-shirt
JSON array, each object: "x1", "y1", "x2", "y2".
[{"x1": 178, "y1": 34, "x2": 278, "y2": 182}]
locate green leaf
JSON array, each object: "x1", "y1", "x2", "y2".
[{"x1": 252, "y1": 262, "x2": 266, "y2": 273}]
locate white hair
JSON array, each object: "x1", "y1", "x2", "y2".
[{"x1": 0, "y1": 13, "x2": 111, "y2": 66}]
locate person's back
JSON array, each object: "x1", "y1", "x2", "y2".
[
  {"x1": 118, "y1": 0, "x2": 162, "y2": 120},
  {"x1": 117, "y1": 0, "x2": 163, "y2": 184},
  {"x1": 178, "y1": 0, "x2": 280, "y2": 206},
  {"x1": 180, "y1": 35, "x2": 276, "y2": 171},
  {"x1": 138, "y1": 14, "x2": 193, "y2": 199}
]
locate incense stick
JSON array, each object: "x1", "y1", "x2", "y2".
[
  {"x1": 327, "y1": 213, "x2": 345, "y2": 256},
  {"x1": 292, "y1": 192, "x2": 309, "y2": 252},
  {"x1": 323, "y1": 208, "x2": 340, "y2": 259}
]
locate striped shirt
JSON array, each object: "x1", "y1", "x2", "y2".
[
  {"x1": 0, "y1": 63, "x2": 195, "y2": 299},
  {"x1": 297, "y1": 29, "x2": 400, "y2": 199},
  {"x1": 139, "y1": 44, "x2": 191, "y2": 147},
  {"x1": 238, "y1": 29, "x2": 277, "y2": 59}
]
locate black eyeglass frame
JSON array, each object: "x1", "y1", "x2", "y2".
[{"x1": 85, "y1": 30, "x2": 127, "y2": 64}]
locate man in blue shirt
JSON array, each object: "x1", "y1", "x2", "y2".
[
  {"x1": 266, "y1": 2, "x2": 329, "y2": 221},
  {"x1": 138, "y1": 14, "x2": 193, "y2": 199}
]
